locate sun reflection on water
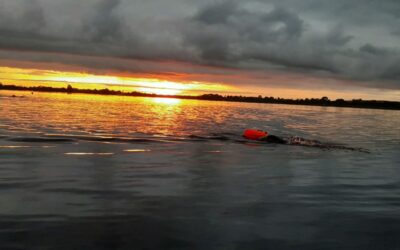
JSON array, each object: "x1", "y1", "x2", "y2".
[
  {"x1": 65, "y1": 152, "x2": 114, "y2": 156},
  {"x1": 151, "y1": 98, "x2": 181, "y2": 105},
  {"x1": 124, "y1": 149, "x2": 151, "y2": 153}
]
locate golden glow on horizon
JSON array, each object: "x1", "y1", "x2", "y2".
[
  {"x1": 0, "y1": 66, "x2": 232, "y2": 96},
  {"x1": 2, "y1": 66, "x2": 399, "y2": 101}
]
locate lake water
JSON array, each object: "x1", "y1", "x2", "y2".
[{"x1": 1, "y1": 90, "x2": 400, "y2": 250}]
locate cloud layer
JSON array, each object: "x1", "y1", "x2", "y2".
[{"x1": 1, "y1": 0, "x2": 400, "y2": 91}]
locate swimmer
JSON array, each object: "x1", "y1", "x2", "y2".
[
  {"x1": 242, "y1": 129, "x2": 368, "y2": 152},
  {"x1": 242, "y1": 129, "x2": 318, "y2": 145}
]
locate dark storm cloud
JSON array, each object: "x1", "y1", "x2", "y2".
[
  {"x1": 183, "y1": 2, "x2": 305, "y2": 63},
  {"x1": 0, "y1": 0, "x2": 400, "y2": 90},
  {"x1": 0, "y1": 0, "x2": 45, "y2": 31},
  {"x1": 84, "y1": 0, "x2": 123, "y2": 42}
]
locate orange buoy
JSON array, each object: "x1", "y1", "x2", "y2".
[{"x1": 243, "y1": 129, "x2": 268, "y2": 140}]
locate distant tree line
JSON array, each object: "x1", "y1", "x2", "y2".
[
  {"x1": 1, "y1": 83, "x2": 400, "y2": 110},
  {"x1": 198, "y1": 93, "x2": 400, "y2": 110}
]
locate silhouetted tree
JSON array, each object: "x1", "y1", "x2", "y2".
[
  {"x1": 321, "y1": 96, "x2": 330, "y2": 102},
  {"x1": 67, "y1": 84, "x2": 73, "y2": 93}
]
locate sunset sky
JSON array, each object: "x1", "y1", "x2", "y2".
[{"x1": 1, "y1": 0, "x2": 400, "y2": 100}]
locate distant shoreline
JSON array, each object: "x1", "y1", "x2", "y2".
[{"x1": 1, "y1": 83, "x2": 399, "y2": 110}]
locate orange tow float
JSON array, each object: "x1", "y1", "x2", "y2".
[{"x1": 243, "y1": 129, "x2": 268, "y2": 140}]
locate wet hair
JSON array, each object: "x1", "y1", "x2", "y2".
[{"x1": 260, "y1": 135, "x2": 287, "y2": 144}]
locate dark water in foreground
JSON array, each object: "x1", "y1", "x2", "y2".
[{"x1": 1, "y1": 91, "x2": 400, "y2": 250}]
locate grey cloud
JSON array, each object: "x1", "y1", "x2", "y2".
[
  {"x1": 83, "y1": 0, "x2": 123, "y2": 42},
  {"x1": 195, "y1": 1, "x2": 236, "y2": 25},
  {"x1": 323, "y1": 25, "x2": 353, "y2": 46},
  {"x1": 391, "y1": 28, "x2": 400, "y2": 37},
  {"x1": 357, "y1": 44, "x2": 400, "y2": 82},
  {"x1": 21, "y1": 0, "x2": 45, "y2": 31},
  {"x1": 183, "y1": 2, "x2": 305, "y2": 64},
  {"x1": 268, "y1": 0, "x2": 400, "y2": 26},
  {"x1": 0, "y1": 0, "x2": 45, "y2": 31},
  {"x1": 359, "y1": 44, "x2": 390, "y2": 56}
]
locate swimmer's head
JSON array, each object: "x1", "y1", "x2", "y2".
[{"x1": 243, "y1": 129, "x2": 268, "y2": 140}]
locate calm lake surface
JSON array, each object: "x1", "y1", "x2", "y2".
[{"x1": 1, "y1": 90, "x2": 400, "y2": 250}]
